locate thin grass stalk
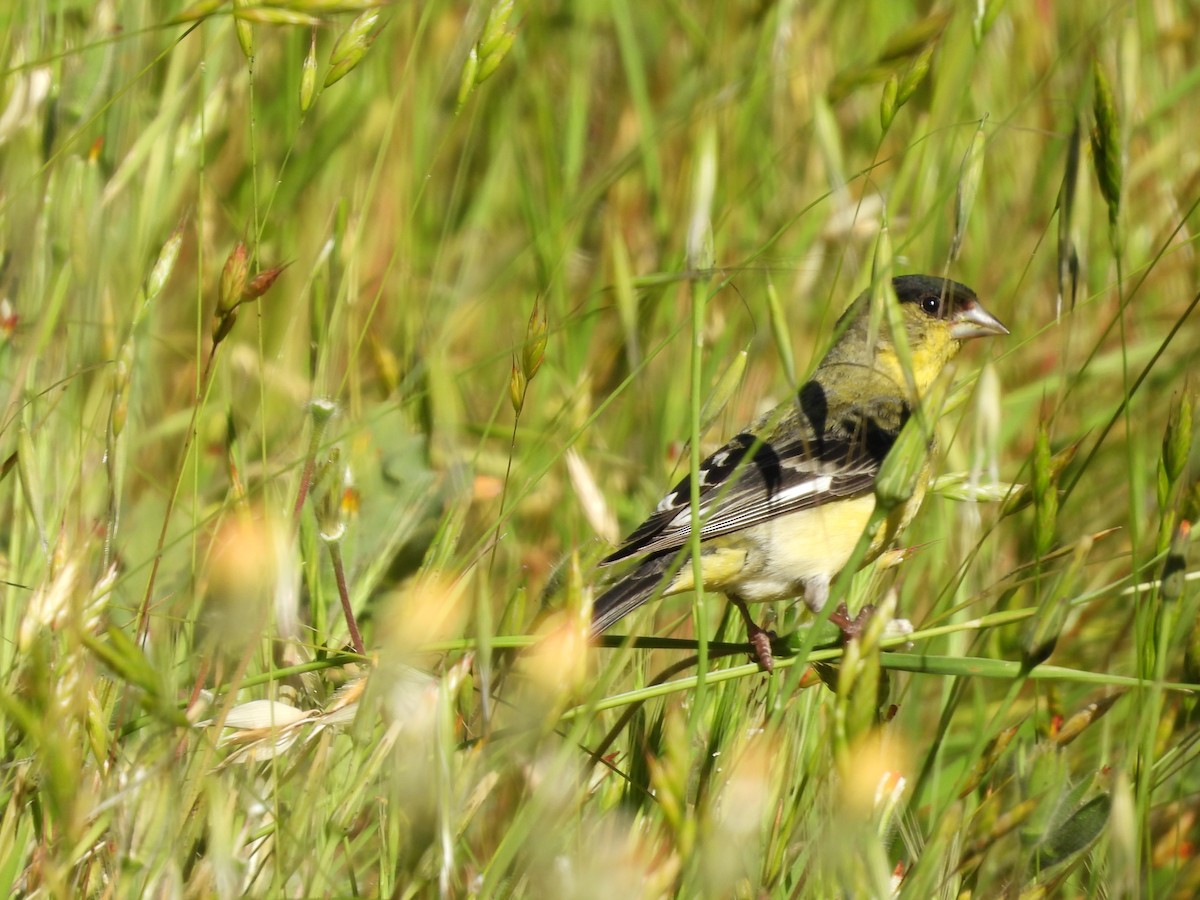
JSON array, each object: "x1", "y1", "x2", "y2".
[{"x1": 686, "y1": 124, "x2": 718, "y2": 711}]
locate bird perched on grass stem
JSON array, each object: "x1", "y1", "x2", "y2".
[{"x1": 592, "y1": 274, "x2": 1007, "y2": 670}]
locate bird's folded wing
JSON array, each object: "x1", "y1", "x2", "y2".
[{"x1": 600, "y1": 427, "x2": 880, "y2": 565}]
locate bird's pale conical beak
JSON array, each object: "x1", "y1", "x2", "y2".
[{"x1": 950, "y1": 301, "x2": 1009, "y2": 340}]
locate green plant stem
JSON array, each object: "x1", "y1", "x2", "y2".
[
  {"x1": 688, "y1": 277, "x2": 709, "y2": 715},
  {"x1": 135, "y1": 342, "x2": 222, "y2": 648},
  {"x1": 326, "y1": 539, "x2": 365, "y2": 657}
]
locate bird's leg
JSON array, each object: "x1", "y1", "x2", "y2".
[
  {"x1": 801, "y1": 575, "x2": 830, "y2": 613},
  {"x1": 730, "y1": 596, "x2": 775, "y2": 672}
]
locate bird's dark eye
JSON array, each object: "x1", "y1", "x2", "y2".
[{"x1": 921, "y1": 295, "x2": 943, "y2": 316}]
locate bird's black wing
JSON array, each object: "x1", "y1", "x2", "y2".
[{"x1": 600, "y1": 402, "x2": 896, "y2": 566}]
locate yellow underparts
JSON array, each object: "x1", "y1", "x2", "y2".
[{"x1": 662, "y1": 493, "x2": 881, "y2": 604}]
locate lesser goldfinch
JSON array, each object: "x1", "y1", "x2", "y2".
[{"x1": 592, "y1": 274, "x2": 1007, "y2": 670}]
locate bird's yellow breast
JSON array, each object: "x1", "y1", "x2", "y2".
[
  {"x1": 660, "y1": 480, "x2": 929, "y2": 606},
  {"x1": 722, "y1": 495, "x2": 878, "y2": 602}
]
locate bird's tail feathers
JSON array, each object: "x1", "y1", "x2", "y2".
[{"x1": 591, "y1": 554, "x2": 677, "y2": 635}]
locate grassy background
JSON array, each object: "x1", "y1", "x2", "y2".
[{"x1": 1, "y1": 0, "x2": 1199, "y2": 895}]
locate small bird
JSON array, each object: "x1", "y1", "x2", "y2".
[{"x1": 591, "y1": 274, "x2": 1007, "y2": 670}]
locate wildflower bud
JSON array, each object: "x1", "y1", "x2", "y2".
[
  {"x1": 479, "y1": 1, "x2": 515, "y2": 59},
  {"x1": 509, "y1": 356, "x2": 526, "y2": 414},
  {"x1": 144, "y1": 220, "x2": 184, "y2": 306},
  {"x1": 218, "y1": 242, "x2": 249, "y2": 317},
  {"x1": 456, "y1": 48, "x2": 479, "y2": 114},
  {"x1": 310, "y1": 398, "x2": 337, "y2": 432},
  {"x1": 880, "y1": 74, "x2": 898, "y2": 131},
  {"x1": 455, "y1": 1, "x2": 517, "y2": 112},
  {"x1": 1091, "y1": 59, "x2": 1122, "y2": 228},
  {"x1": 521, "y1": 299, "x2": 547, "y2": 381},
  {"x1": 897, "y1": 45, "x2": 934, "y2": 106},
  {"x1": 300, "y1": 29, "x2": 318, "y2": 113},
  {"x1": 477, "y1": 0, "x2": 516, "y2": 83},
  {"x1": 243, "y1": 262, "x2": 289, "y2": 300},
  {"x1": 477, "y1": 31, "x2": 515, "y2": 83},
  {"x1": 1052, "y1": 694, "x2": 1121, "y2": 746},
  {"x1": 234, "y1": 0, "x2": 254, "y2": 59},
  {"x1": 325, "y1": 11, "x2": 381, "y2": 88}
]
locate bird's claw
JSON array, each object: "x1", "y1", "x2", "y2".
[
  {"x1": 827, "y1": 604, "x2": 914, "y2": 646},
  {"x1": 828, "y1": 602, "x2": 873, "y2": 637}
]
